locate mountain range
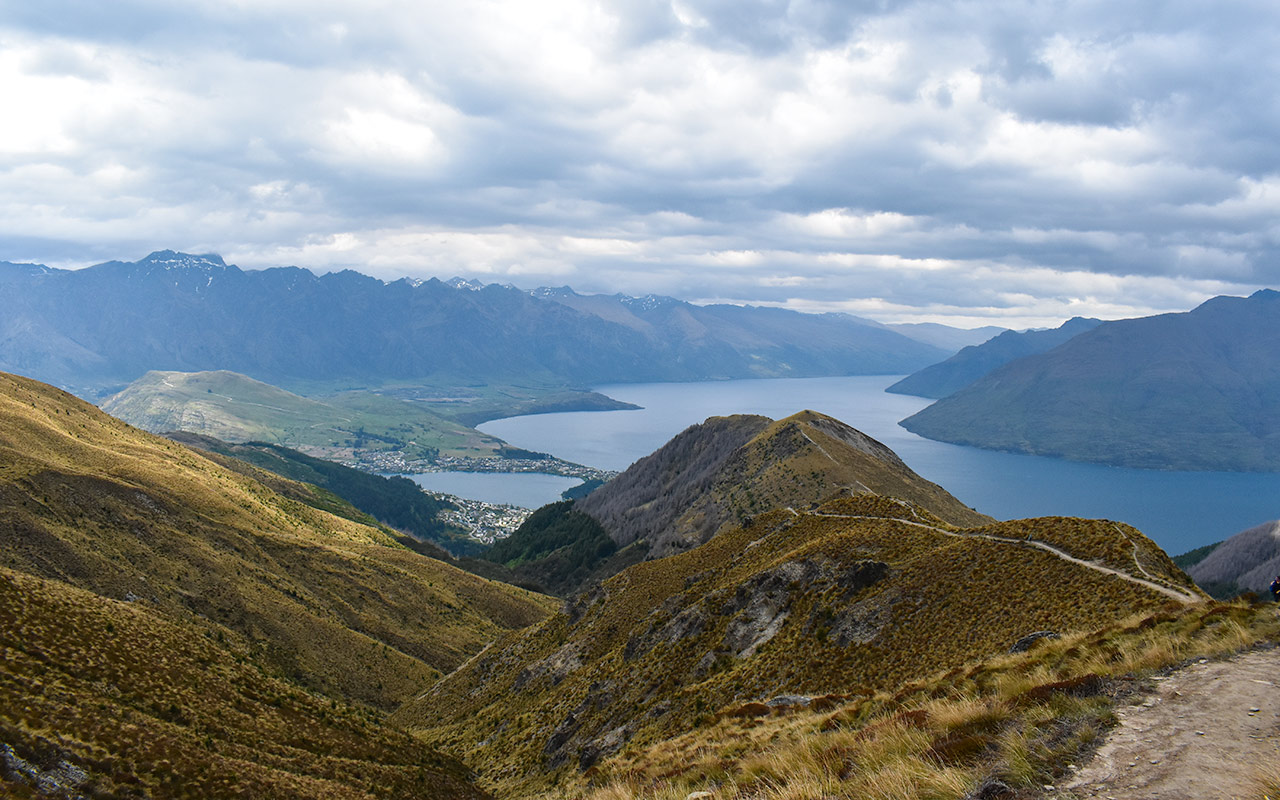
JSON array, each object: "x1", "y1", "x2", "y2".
[
  {"x1": 887, "y1": 316, "x2": 1103, "y2": 399},
  {"x1": 900, "y1": 290, "x2": 1280, "y2": 471},
  {"x1": 0, "y1": 251, "x2": 949, "y2": 397}
]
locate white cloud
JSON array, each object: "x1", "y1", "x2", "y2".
[{"x1": 0, "y1": 0, "x2": 1278, "y2": 327}]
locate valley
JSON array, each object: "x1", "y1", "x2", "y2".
[
  {"x1": 3, "y1": 258, "x2": 1280, "y2": 799},
  {"x1": 482, "y1": 376, "x2": 1280, "y2": 557},
  {"x1": 5, "y1": 6, "x2": 1279, "y2": 796},
  {"x1": 0, "y1": 369, "x2": 1276, "y2": 799}
]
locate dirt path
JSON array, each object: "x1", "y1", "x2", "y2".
[
  {"x1": 1065, "y1": 646, "x2": 1280, "y2": 799},
  {"x1": 805, "y1": 512, "x2": 1201, "y2": 604}
]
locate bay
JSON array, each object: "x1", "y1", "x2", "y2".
[
  {"x1": 403, "y1": 471, "x2": 583, "y2": 509},
  {"x1": 479, "y1": 375, "x2": 1280, "y2": 556}
]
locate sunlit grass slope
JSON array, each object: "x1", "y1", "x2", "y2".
[
  {"x1": 570, "y1": 600, "x2": 1274, "y2": 800},
  {"x1": 579, "y1": 411, "x2": 991, "y2": 560},
  {"x1": 101, "y1": 369, "x2": 506, "y2": 460},
  {"x1": 395, "y1": 494, "x2": 1200, "y2": 796},
  {"x1": 0, "y1": 371, "x2": 555, "y2": 710},
  {"x1": 0, "y1": 566, "x2": 492, "y2": 799}
]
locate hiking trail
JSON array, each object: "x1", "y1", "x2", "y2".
[{"x1": 1065, "y1": 646, "x2": 1280, "y2": 800}]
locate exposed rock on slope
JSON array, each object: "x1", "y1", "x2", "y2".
[
  {"x1": 396, "y1": 493, "x2": 1199, "y2": 796},
  {"x1": 0, "y1": 372, "x2": 555, "y2": 710},
  {"x1": 900, "y1": 290, "x2": 1280, "y2": 471},
  {"x1": 1187, "y1": 519, "x2": 1280, "y2": 596}
]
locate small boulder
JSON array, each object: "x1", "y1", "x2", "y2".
[
  {"x1": 1009, "y1": 631, "x2": 1059, "y2": 653},
  {"x1": 766, "y1": 694, "x2": 812, "y2": 709}
]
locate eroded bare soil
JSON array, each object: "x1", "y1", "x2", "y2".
[{"x1": 1066, "y1": 646, "x2": 1280, "y2": 800}]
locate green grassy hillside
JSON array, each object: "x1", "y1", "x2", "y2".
[
  {"x1": 0, "y1": 566, "x2": 489, "y2": 799},
  {"x1": 101, "y1": 369, "x2": 506, "y2": 461},
  {"x1": 0, "y1": 372, "x2": 555, "y2": 711},
  {"x1": 394, "y1": 494, "x2": 1200, "y2": 796},
  {"x1": 166, "y1": 432, "x2": 482, "y2": 555},
  {"x1": 483, "y1": 500, "x2": 624, "y2": 595}
]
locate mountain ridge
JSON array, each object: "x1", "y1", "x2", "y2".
[
  {"x1": 487, "y1": 410, "x2": 992, "y2": 596},
  {"x1": 579, "y1": 410, "x2": 993, "y2": 559},
  {"x1": 900, "y1": 290, "x2": 1280, "y2": 471},
  {"x1": 1185, "y1": 519, "x2": 1280, "y2": 597},
  {"x1": 0, "y1": 251, "x2": 948, "y2": 396},
  {"x1": 887, "y1": 316, "x2": 1103, "y2": 399},
  {"x1": 398, "y1": 490, "x2": 1198, "y2": 796}
]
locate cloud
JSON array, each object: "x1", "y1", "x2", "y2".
[{"x1": 0, "y1": 0, "x2": 1277, "y2": 326}]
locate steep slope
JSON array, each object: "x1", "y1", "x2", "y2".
[
  {"x1": 887, "y1": 316, "x2": 1102, "y2": 399},
  {"x1": 0, "y1": 372, "x2": 555, "y2": 710},
  {"x1": 900, "y1": 290, "x2": 1280, "y2": 470},
  {"x1": 482, "y1": 500, "x2": 620, "y2": 596},
  {"x1": 101, "y1": 369, "x2": 505, "y2": 461},
  {"x1": 0, "y1": 251, "x2": 946, "y2": 395},
  {"x1": 1186, "y1": 519, "x2": 1280, "y2": 597},
  {"x1": 567, "y1": 600, "x2": 1273, "y2": 800},
  {"x1": 0, "y1": 567, "x2": 488, "y2": 800},
  {"x1": 579, "y1": 410, "x2": 992, "y2": 557},
  {"x1": 164, "y1": 432, "x2": 481, "y2": 555},
  {"x1": 395, "y1": 494, "x2": 1200, "y2": 796},
  {"x1": 488, "y1": 412, "x2": 990, "y2": 596}
]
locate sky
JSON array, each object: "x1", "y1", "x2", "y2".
[{"x1": 1, "y1": 1, "x2": 1277, "y2": 328}]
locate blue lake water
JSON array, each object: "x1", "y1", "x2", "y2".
[
  {"x1": 479, "y1": 375, "x2": 1280, "y2": 556},
  {"x1": 403, "y1": 472, "x2": 583, "y2": 509}
]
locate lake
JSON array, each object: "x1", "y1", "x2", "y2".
[
  {"x1": 479, "y1": 375, "x2": 1280, "y2": 556},
  {"x1": 403, "y1": 471, "x2": 583, "y2": 509}
]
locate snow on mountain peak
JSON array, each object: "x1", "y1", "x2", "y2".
[
  {"x1": 138, "y1": 250, "x2": 228, "y2": 270},
  {"x1": 445, "y1": 276, "x2": 485, "y2": 291},
  {"x1": 621, "y1": 293, "x2": 679, "y2": 312}
]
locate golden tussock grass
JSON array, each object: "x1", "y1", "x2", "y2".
[
  {"x1": 0, "y1": 566, "x2": 490, "y2": 799},
  {"x1": 401, "y1": 493, "x2": 1205, "y2": 797},
  {"x1": 560, "y1": 600, "x2": 1278, "y2": 800},
  {"x1": 1252, "y1": 758, "x2": 1280, "y2": 800},
  {"x1": 0, "y1": 372, "x2": 556, "y2": 710}
]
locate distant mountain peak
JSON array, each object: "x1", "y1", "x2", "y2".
[
  {"x1": 138, "y1": 250, "x2": 228, "y2": 270},
  {"x1": 445, "y1": 276, "x2": 486, "y2": 291},
  {"x1": 621, "y1": 293, "x2": 681, "y2": 312},
  {"x1": 531, "y1": 285, "x2": 578, "y2": 299}
]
